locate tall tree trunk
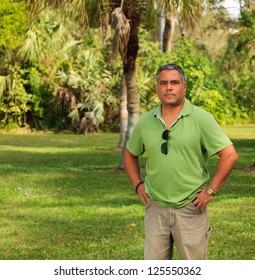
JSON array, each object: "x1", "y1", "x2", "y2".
[
  {"x1": 118, "y1": 67, "x2": 139, "y2": 169},
  {"x1": 117, "y1": 73, "x2": 128, "y2": 149},
  {"x1": 163, "y1": 12, "x2": 175, "y2": 52},
  {"x1": 158, "y1": 6, "x2": 165, "y2": 51},
  {"x1": 119, "y1": 0, "x2": 141, "y2": 169},
  {"x1": 124, "y1": 67, "x2": 140, "y2": 142},
  {"x1": 244, "y1": 0, "x2": 252, "y2": 10}
]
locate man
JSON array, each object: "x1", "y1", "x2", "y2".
[{"x1": 124, "y1": 63, "x2": 238, "y2": 260}]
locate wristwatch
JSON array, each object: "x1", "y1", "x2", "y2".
[{"x1": 206, "y1": 187, "x2": 217, "y2": 196}]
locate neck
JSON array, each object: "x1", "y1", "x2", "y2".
[
  {"x1": 161, "y1": 99, "x2": 184, "y2": 115},
  {"x1": 161, "y1": 100, "x2": 184, "y2": 128}
]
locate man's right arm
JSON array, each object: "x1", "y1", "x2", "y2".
[{"x1": 124, "y1": 148, "x2": 150, "y2": 206}]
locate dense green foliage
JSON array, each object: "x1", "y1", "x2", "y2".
[
  {"x1": 0, "y1": 1, "x2": 254, "y2": 132},
  {"x1": 137, "y1": 33, "x2": 250, "y2": 124},
  {"x1": 0, "y1": 126, "x2": 254, "y2": 259},
  {"x1": 220, "y1": 10, "x2": 255, "y2": 122},
  {"x1": 0, "y1": 0, "x2": 28, "y2": 52}
]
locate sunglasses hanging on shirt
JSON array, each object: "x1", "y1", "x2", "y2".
[{"x1": 161, "y1": 129, "x2": 170, "y2": 155}]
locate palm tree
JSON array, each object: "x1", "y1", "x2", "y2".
[
  {"x1": 111, "y1": 0, "x2": 142, "y2": 144},
  {"x1": 153, "y1": 0, "x2": 205, "y2": 52},
  {"x1": 25, "y1": 0, "x2": 138, "y2": 149}
]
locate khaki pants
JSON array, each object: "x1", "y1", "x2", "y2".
[{"x1": 144, "y1": 199, "x2": 211, "y2": 260}]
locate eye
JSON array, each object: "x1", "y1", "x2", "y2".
[
  {"x1": 171, "y1": 80, "x2": 180, "y2": 85},
  {"x1": 159, "y1": 81, "x2": 167, "y2": 86}
]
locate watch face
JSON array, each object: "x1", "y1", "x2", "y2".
[{"x1": 207, "y1": 188, "x2": 216, "y2": 196}]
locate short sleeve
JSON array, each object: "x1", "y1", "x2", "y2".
[
  {"x1": 126, "y1": 121, "x2": 145, "y2": 156},
  {"x1": 201, "y1": 113, "x2": 233, "y2": 157}
]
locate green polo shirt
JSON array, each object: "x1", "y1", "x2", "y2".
[{"x1": 126, "y1": 99, "x2": 232, "y2": 208}]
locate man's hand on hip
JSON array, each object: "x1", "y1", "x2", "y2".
[{"x1": 137, "y1": 183, "x2": 151, "y2": 206}]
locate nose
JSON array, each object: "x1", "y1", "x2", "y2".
[{"x1": 166, "y1": 82, "x2": 173, "y2": 90}]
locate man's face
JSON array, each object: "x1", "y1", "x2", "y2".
[{"x1": 156, "y1": 69, "x2": 186, "y2": 107}]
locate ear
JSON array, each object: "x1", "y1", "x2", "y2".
[{"x1": 183, "y1": 83, "x2": 187, "y2": 92}]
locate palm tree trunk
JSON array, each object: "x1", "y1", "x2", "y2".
[
  {"x1": 124, "y1": 67, "x2": 140, "y2": 141},
  {"x1": 118, "y1": 0, "x2": 141, "y2": 169},
  {"x1": 119, "y1": 51, "x2": 140, "y2": 170},
  {"x1": 117, "y1": 73, "x2": 128, "y2": 148},
  {"x1": 118, "y1": 67, "x2": 140, "y2": 169},
  {"x1": 158, "y1": 6, "x2": 165, "y2": 51},
  {"x1": 163, "y1": 12, "x2": 175, "y2": 52}
]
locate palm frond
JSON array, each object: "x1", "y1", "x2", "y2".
[
  {"x1": 17, "y1": 29, "x2": 40, "y2": 63},
  {"x1": 111, "y1": 4, "x2": 130, "y2": 60},
  {"x1": 68, "y1": 106, "x2": 80, "y2": 122},
  {"x1": 86, "y1": 101, "x2": 104, "y2": 125}
]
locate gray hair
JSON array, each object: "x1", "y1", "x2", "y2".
[{"x1": 156, "y1": 63, "x2": 186, "y2": 83}]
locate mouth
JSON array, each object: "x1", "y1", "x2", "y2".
[{"x1": 164, "y1": 93, "x2": 176, "y2": 97}]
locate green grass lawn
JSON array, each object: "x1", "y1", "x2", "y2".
[{"x1": 0, "y1": 124, "x2": 254, "y2": 260}]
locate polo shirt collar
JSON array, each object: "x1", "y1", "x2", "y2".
[{"x1": 153, "y1": 98, "x2": 192, "y2": 119}]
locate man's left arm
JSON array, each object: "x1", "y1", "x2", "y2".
[{"x1": 194, "y1": 144, "x2": 239, "y2": 212}]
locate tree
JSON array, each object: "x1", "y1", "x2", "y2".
[
  {"x1": 221, "y1": 9, "x2": 255, "y2": 121},
  {"x1": 112, "y1": 0, "x2": 141, "y2": 144},
  {"x1": 151, "y1": 0, "x2": 206, "y2": 52},
  {"x1": 18, "y1": 7, "x2": 120, "y2": 131},
  {"x1": 14, "y1": 8, "x2": 83, "y2": 129}
]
